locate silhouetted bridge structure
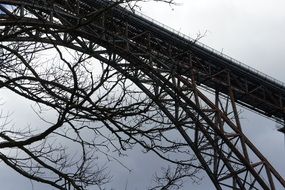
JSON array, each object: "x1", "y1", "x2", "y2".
[{"x1": 0, "y1": 0, "x2": 285, "y2": 189}]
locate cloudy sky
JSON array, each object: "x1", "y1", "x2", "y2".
[{"x1": 1, "y1": 0, "x2": 285, "y2": 189}]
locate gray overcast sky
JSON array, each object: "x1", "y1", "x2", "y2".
[{"x1": 1, "y1": 0, "x2": 285, "y2": 189}]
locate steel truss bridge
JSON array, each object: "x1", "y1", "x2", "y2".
[{"x1": 0, "y1": 0, "x2": 285, "y2": 189}]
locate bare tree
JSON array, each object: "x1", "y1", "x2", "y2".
[{"x1": 0, "y1": 1, "x2": 201, "y2": 190}]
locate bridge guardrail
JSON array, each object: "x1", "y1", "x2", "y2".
[{"x1": 133, "y1": 9, "x2": 285, "y2": 88}]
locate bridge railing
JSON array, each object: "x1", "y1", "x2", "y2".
[{"x1": 132, "y1": 9, "x2": 285, "y2": 88}]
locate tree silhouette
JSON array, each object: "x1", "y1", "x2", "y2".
[{"x1": 0, "y1": 1, "x2": 201, "y2": 189}]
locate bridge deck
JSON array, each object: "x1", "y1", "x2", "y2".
[{"x1": 97, "y1": 0, "x2": 285, "y2": 126}]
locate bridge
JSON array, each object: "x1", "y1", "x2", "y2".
[
  {"x1": 112, "y1": 1, "x2": 285, "y2": 127},
  {"x1": 0, "y1": 0, "x2": 285, "y2": 189}
]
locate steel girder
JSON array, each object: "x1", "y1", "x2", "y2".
[{"x1": 0, "y1": 0, "x2": 284, "y2": 189}]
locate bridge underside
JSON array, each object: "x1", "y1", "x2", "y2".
[{"x1": 0, "y1": 0, "x2": 284, "y2": 189}]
